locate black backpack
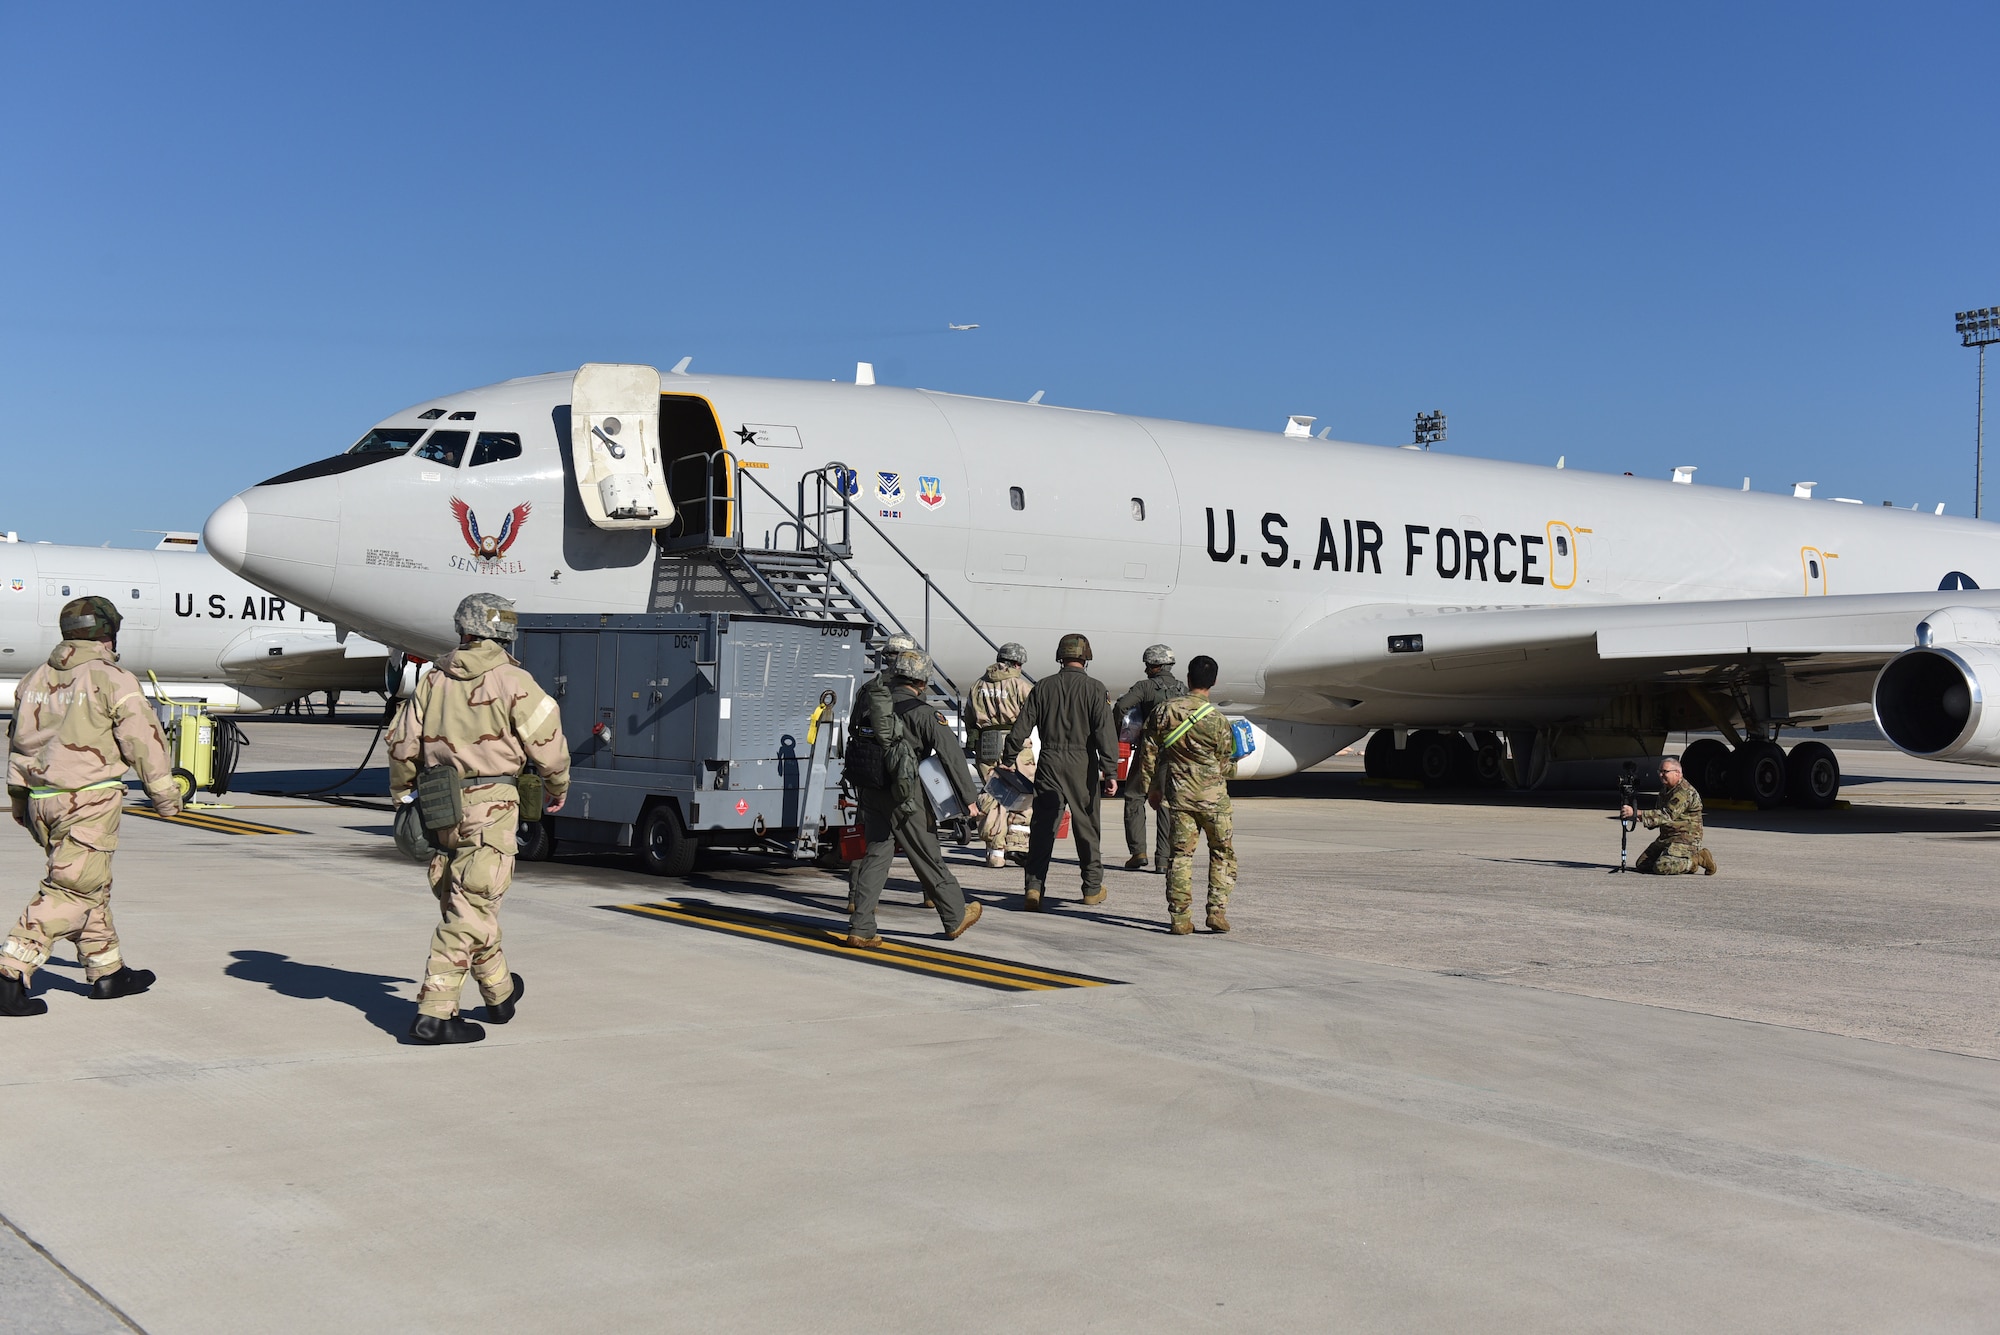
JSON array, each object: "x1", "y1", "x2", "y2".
[{"x1": 846, "y1": 682, "x2": 924, "y2": 797}]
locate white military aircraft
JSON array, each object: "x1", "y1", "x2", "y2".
[
  {"x1": 200, "y1": 362, "x2": 2000, "y2": 806},
  {"x1": 948, "y1": 323, "x2": 980, "y2": 331},
  {"x1": 0, "y1": 532, "x2": 390, "y2": 713}
]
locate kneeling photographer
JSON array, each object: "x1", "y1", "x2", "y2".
[{"x1": 1620, "y1": 755, "x2": 1718, "y2": 876}]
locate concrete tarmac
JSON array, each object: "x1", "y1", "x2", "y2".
[{"x1": 4, "y1": 722, "x2": 2000, "y2": 1333}]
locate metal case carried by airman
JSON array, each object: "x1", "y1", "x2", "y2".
[{"x1": 514, "y1": 612, "x2": 861, "y2": 873}]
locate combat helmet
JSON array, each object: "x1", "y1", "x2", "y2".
[
  {"x1": 891, "y1": 649, "x2": 932, "y2": 683},
  {"x1": 1056, "y1": 633, "x2": 1093, "y2": 663},
  {"x1": 1142, "y1": 643, "x2": 1175, "y2": 668},
  {"x1": 454, "y1": 592, "x2": 519, "y2": 643},
  {"x1": 58, "y1": 596, "x2": 121, "y2": 642},
  {"x1": 996, "y1": 641, "x2": 1026, "y2": 665}
]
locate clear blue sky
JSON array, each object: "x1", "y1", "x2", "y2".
[{"x1": 2, "y1": 2, "x2": 1995, "y2": 546}]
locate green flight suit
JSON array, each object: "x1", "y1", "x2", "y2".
[
  {"x1": 1115, "y1": 669, "x2": 1186, "y2": 867},
  {"x1": 1004, "y1": 664, "x2": 1119, "y2": 897},
  {"x1": 846, "y1": 681, "x2": 982, "y2": 938}
]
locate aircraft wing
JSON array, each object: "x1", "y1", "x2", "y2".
[{"x1": 1260, "y1": 588, "x2": 2000, "y2": 722}]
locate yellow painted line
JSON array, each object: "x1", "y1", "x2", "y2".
[
  {"x1": 606, "y1": 900, "x2": 1122, "y2": 992},
  {"x1": 611, "y1": 902, "x2": 1061, "y2": 991},
  {"x1": 123, "y1": 807, "x2": 304, "y2": 836},
  {"x1": 672, "y1": 899, "x2": 1116, "y2": 988}
]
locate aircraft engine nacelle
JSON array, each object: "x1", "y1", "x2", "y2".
[
  {"x1": 384, "y1": 653, "x2": 423, "y2": 702},
  {"x1": 1875, "y1": 608, "x2": 2000, "y2": 765},
  {"x1": 1230, "y1": 720, "x2": 1369, "y2": 780}
]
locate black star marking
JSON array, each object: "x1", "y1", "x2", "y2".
[{"x1": 734, "y1": 425, "x2": 759, "y2": 446}]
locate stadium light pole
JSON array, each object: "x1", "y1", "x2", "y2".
[
  {"x1": 1413, "y1": 411, "x2": 1447, "y2": 450},
  {"x1": 1958, "y1": 307, "x2": 2000, "y2": 519}
]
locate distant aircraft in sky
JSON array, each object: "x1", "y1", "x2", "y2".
[{"x1": 947, "y1": 322, "x2": 979, "y2": 331}]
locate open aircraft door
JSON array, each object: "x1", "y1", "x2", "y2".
[{"x1": 571, "y1": 364, "x2": 669, "y2": 529}]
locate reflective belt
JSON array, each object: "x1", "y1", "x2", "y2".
[
  {"x1": 1162, "y1": 703, "x2": 1215, "y2": 752},
  {"x1": 27, "y1": 779, "x2": 126, "y2": 799}
]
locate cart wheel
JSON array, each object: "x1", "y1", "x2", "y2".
[
  {"x1": 517, "y1": 817, "x2": 554, "y2": 862},
  {"x1": 635, "y1": 803, "x2": 699, "y2": 878},
  {"x1": 170, "y1": 768, "x2": 197, "y2": 807}
]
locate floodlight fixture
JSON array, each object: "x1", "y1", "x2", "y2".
[{"x1": 1413, "y1": 410, "x2": 1447, "y2": 449}]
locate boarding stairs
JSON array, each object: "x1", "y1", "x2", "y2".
[{"x1": 652, "y1": 457, "x2": 1010, "y2": 714}]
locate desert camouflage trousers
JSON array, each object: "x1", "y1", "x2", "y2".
[
  {"x1": 1165, "y1": 798, "x2": 1236, "y2": 921},
  {"x1": 2, "y1": 788, "x2": 126, "y2": 983},
  {"x1": 1636, "y1": 836, "x2": 1700, "y2": 875},
  {"x1": 977, "y1": 756, "x2": 1033, "y2": 853},
  {"x1": 417, "y1": 789, "x2": 520, "y2": 1019}
]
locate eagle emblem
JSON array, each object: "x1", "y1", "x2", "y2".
[{"x1": 450, "y1": 498, "x2": 531, "y2": 560}]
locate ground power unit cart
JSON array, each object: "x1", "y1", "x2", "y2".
[{"x1": 514, "y1": 612, "x2": 863, "y2": 875}]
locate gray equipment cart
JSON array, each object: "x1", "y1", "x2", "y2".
[{"x1": 514, "y1": 611, "x2": 862, "y2": 876}]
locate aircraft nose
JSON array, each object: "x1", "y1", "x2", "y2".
[{"x1": 204, "y1": 495, "x2": 250, "y2": 575}]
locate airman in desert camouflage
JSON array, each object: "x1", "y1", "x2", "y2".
[
  {"x1": 1131, "y1": 654, "x2": 1237, "y2": 935},
  {"x1": 2, "y1": 597, "x2": 180, "y2": 1017},
  {"x1": 966, "y1": 642, "x2": 1036, "y2": 868},
  {"x1": 388, "y1": 593, "x2": 570, "y2": 1045}
]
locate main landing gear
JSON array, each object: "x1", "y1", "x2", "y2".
[{"x1": 1678, "y1": 737, "x2": 1841, "y2": 810}]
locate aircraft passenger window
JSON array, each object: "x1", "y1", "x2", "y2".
[
  {"x1": 1131, "y1": 497, "x2": 1146, "y2": 521},
  {"x1": 470, "y1": 432, "x2": 523, "y2": 467},
  {"x1": 1009, "y1": 487, "x2": 1025, "y2": 511},
  {"x1": 414, "y1": 430, "x2": 470, "y2": 467},
  {"x1": 347, "y1": 428, "x2": 427, "y2": 455},
  {"x1": 418, "y1": 409, "x2": 446, "y2": 420},
  {"x1": 1555, "y1": 535, "x2": 1569, "y2": 556}
]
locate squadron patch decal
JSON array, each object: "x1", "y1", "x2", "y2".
[
  {"x1": 8, "y1": 580, "x2": 21, "y2": 592},
  {"x1": 449, "y1": 498, "x2": 531, "y2": 574},
  {"x1": 834, "y1": 467, "x2": 859, "y2": 497},
  {"x1": 917, "y1": 476, "x2": 945, "y2": 510},
  {"x1": 876, "y1": 472, "x2": 902, "y2": 503}
]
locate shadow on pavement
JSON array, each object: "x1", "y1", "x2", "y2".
[
  {"x1": 31, "y1": 956, "x2": 92, "y2": 997},
  {"x1": 224, "y1": 949, "x2": 413, "y2": 1039}
]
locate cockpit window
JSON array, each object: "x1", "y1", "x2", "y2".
[
  {"x1": 470, "y1": 432, "x2": 522, "y2": 467},
  {"x1": 347, "y1": 428, "x2": 427, "y2": 455},
  {"x1": 415, "y1": 430, "x2": 470, "y2": 467}
]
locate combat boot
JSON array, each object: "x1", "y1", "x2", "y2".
[
  {"x1": 1697, "y1": 848, "x2": 1718, "y2": 876},
  {"x1": 1169, "y1": 916, "x2": 1194, "y2": 935},
  {"x1": 1124, "y1": 855, "x2": 1148, "y2": 870},
  {"x1": 1206, "y1": 909, "x2": 1231, "y2": 934},
  {"x1": 0, "y1": 972, "x2": 48, "y2": 1017},
  {"x1": 845, "y1": 934, "x2": 886, "y2": 950},
  {"x1": 947, "y1": 901, "x2": 983, "y2": 940},
  {"x1": 486, "y1": 973, "x2": 526, "y2": 1025},
  {"x1": 986, "y1": 851, "x2": 1005, "y2": 869},
  {"x1": 1023, "y1": 883, "x2": 1044, "y2": 912},
  {"x1": 1081, "y1": 886, "x2": 1108, "y2": 906},
  {"x1": 408, "y1": 1013, "x2": 486, "y2": 1045},
  {"x1": 89, "y1": 967, "x2": 156, "y2": 1000}
]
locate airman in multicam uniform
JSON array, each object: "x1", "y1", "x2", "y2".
[
  {"x1": 2, "y1": 597, "x2": 179, "y2": 1017},
  {"x1": 1624, "y1": 756, "x2": 1717, "y2": 876},
  {"x1": 388, "y1": 593, "x2": 570, "y2": 1045},
  {"x1": 1114, "y1": 644, "x2": 1185, "y2": 872},
  {"x1": 1131, "y1": 654, "x2": 1237, "y2": 934},
  {"x1": 966, "y1": 642, "x2": 1035, "y2": 868}
]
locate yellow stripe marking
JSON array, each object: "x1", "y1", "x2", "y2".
[
  {"x1": 123, "y1": 807, "x2": 303, "y2": 836},
  {"x1": 608, "y1": 899, "x2": 1121, "y2": 992}
]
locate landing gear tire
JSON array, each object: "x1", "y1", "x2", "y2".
[
  {"x1": 1679, "y1": 738, "x2": 1732, "y2": 797},
  {"x1": 1730, "y1": 739, "x2": 1788, "y2": 809},
  {"x1": 635, "y1": 803, "x2": 699, "y2": 878},
  {"x1": 1409, "y1": 730, "x2": 1463, "y2": 787},
  {"x1": 1472, "y1": 731, "x2": 1505, "y2": 786},
  {"x1": 517, "y1": 817, "x2": 554, "y2": 862},
  {"x1": 1785, "y1": 740, "x2": 1841, "y2": 809},
  {"x1": 1363, "y1": 729, "x2": 1399, "y2": 779}
]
